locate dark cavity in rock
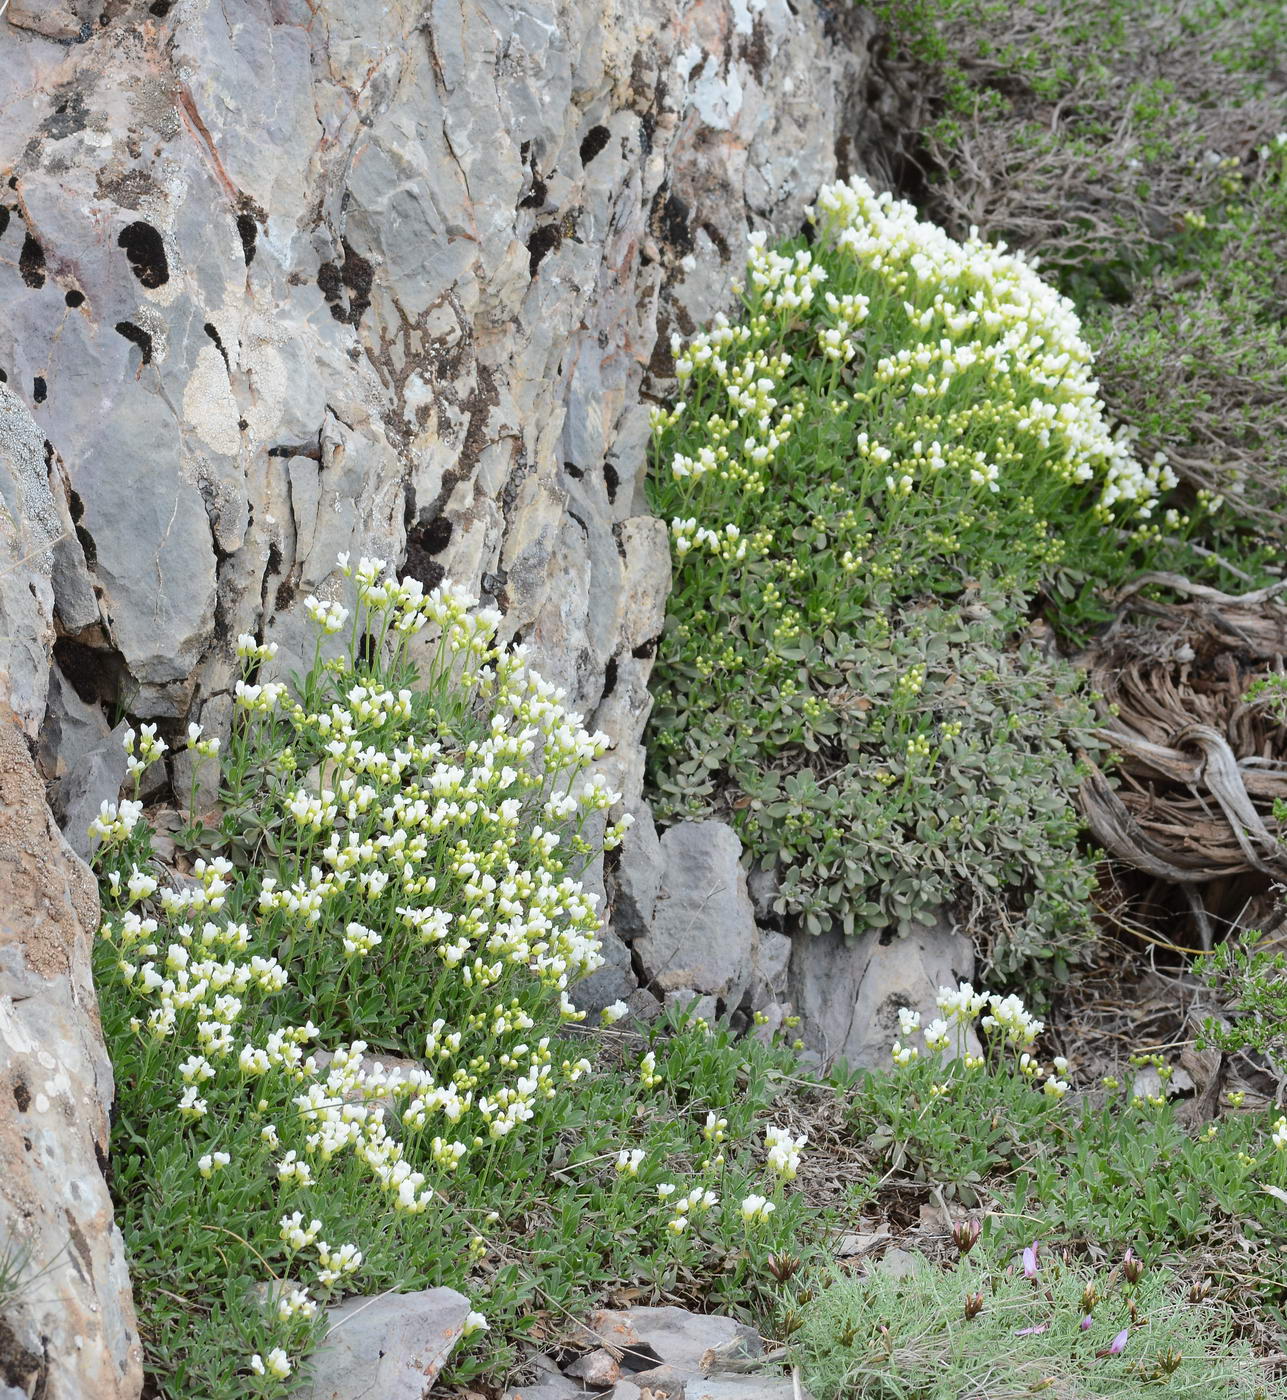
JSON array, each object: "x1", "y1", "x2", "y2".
[
  {"x1": 115, "y1": 321, "x2": 154, "y2": 365},
  {"x1": 580, "y1": 124, "x2": 611, "y2": 166},
  {"x1": 236, "y1": 212, "x2": 257, "y2": 266},
  {"x1": 19, "y1": 234, "x2": 46, "y2": 289},
  {"x1": 117, "y1": 221, "x2": 169, "y2": 289}
]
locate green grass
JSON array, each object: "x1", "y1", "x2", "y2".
[
  {"x1": 795, "y1": 1250, "x2": 1279, "y2": 1399},
  {"x1": 850, "y1": 1047, "x2": 1287, "y2": 1277},
  {"x1": 873, "y1": 0, "x2": 1287, "y2": 521},
  {"x1": 782, "y1": 995, "x2": 1287, "y2": 1392}
]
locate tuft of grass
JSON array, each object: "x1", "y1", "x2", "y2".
[{"x1": 793, "y1": 1246, "x2": 1280, "y2": 1399}]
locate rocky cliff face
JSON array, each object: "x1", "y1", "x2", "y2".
[
  {"x1": 0, "y1": 0, "x2": 893, "y2": 813},
  {"x1": 0, "y1": 2, "x2": 907, "y2": 1394},
  {"x1": 0, "y1": 709, "x2": 142, "y2": 1400}
]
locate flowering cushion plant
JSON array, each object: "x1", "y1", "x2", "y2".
[
  {"x1": 92, "y1": 558, "x2": 826, "y2": 1396},
  {"x1": 645, "y1": 176, "x2": 1220, "y2": 970}
]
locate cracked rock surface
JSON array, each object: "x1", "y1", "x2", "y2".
[
  {"x1": 0, "y1": 0, "x2": 879, "y2": 815},
  {"x1": 0, "y1": 707, "x2": 142, "y2": 1400}
]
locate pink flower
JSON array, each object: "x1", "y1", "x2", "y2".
[
  {"x1": 1022, "y1": 1242, "x2": 1039, "y2": 1280},
  {"x1": 1095, "y1": 1328, "x2": 1130, "y2": 1358},
  {"x1": 1079, "y1": 1315, "x2": 1093, "y2": 1331},
  {"x1": 1015, "y1": 1323, "x2": 1049, "y2": 1336}
]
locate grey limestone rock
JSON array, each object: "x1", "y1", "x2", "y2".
[
  {"x1": 788, "y1": 912, "x2": 977, "y2": 1069},
  {"x1": 297, "y1": 1287, "x2": 471, "y2": 1400},
  {"x1": 0, "y1": 0, "x2": 876, "y2": 793},
  {"x1": 572, "y1": 923, "x2": 640, "y2": 1016},
  {"x1": 0, "y1": 3, "x2": 900, "y2": 1392},
  {"x1": 609, "y1": 799, "x2": 665, "y2": 943},
  {"x1": 749, "y1": 928, "x2": 791, "y2": 1006},
  {"x1": 557, "y1": 1304, "x2": 812, "y2": 1400},
  {"x1": 633, "y1": 821, "x2": 757, "y2": 1011},
  {"x1": 37, "y1": 662, "x2": 110, "y2": 786},
  {"x1": 0, "y1": 708, "x2": 143, "y2": 1400},
  {"x1": 54, "y1": 720, "x2": 129, "y2": 862}
]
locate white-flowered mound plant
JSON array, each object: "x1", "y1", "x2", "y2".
[
  {"x1": 646, "y1": 176, "x2": 1212, "y2": 973},
  {"x1": 91, "y1": 559, "x2": 828, "y2": 1397}
]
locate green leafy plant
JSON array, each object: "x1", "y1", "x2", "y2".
[
  {"x1": 646, "y1": 177, "x2": 1202, "y2": 974},
  {"x1": 90, "y1": 560, "x2": 834, "y2": 1397},
  {"x1": 1199, "y1": 930, "x2": 1287, "y2": 1062},
  {"x1": 842, "y1": 983, "x2": 1287, "y2": 1301}
]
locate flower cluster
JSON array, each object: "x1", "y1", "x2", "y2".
[
  {"x1": 91, "y1": 557, "x2": 646, "y2": 1387},
  {"x1": 888, "y1": 982, "x2": 1066, "y2": 1096},
  {"x1": 810, "y1": 176, "x2": 1175, "y2": 518},
  {"x1": 765, "y1": 1124, "x2": 807, "y2": 1181}
]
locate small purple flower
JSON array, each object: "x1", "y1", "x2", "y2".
[
  {"x1": 1095, "y1": 1327, "x2": 1130, "y2": 1358},
  {"x1": 1022, "y1": 1242, "x2": 1040, "y2": 1280},
  {"x1": 1079, "y1": 1315, "x2": 1093, "y2": 1331},
  {"x1": 1015, "y1": 1323, "x2": 1049, "y2": 1337}
]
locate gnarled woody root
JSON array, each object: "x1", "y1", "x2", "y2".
[{"x1": 1076, "y1": 573, "x2": 1287, "y2": 945}]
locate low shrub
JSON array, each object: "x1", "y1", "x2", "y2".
[
  {"x1": 647, "y1": 176, "x2": 1198, "y2": 971},
  {"x1": 91, "y1": 560, "x2": 831, "y2": 1396}
]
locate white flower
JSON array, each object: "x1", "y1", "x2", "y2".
[
  {"x1": 305, "y1": 594, "x2": 350, "y2": 634},
  {"x1": 277, "y1": 1150, "x2": 314, "y2": 1186},
  {"x1": 276, "y1": 1288, "x2": 316, "y2": 1321},
  {"x1": 764, "y1": 1124, "x2": 806, "y2": 1181},
  {"x1": 197, "y1": 1150, "x2": 230, "y2": 1178},
  {"x1": 262, "y1": 1348, "x2": 292, "y2": 1379},
  {"x1": 177, "y1": 1086, "x2": 208, "y2": 1120},
  {"x1": 936, "y1": 981, "x2": 988, "y2": 1024},
  {"x1": 342, "y1": 921, "x2": 382, "y2": 956},
  {"x1": 88, "y1": 798, "x2": 143, "y2": 845},
  {"x1": 615, "y1": 1148, "x2": 645, "y2": 1176},
  {"x1": 741, "y1": 1193, "x2": 776, "y2": 1224},
  {"x1": 126, "y1": 866, "x2": 158, "y2": 903},
  {"x1": 462, "y1": 1310, "x2": 489, "y2": 1338},
  {"x1": 600, "y1": 1000, "x2": 629, "y2": 1025},
  {"x1": 981, "y1": 993, "x2": 1044, "y2": 1048},
  {"x1": 279, "y1": 1212, "x2": 322, "y2": 1251},
  {"x1": 922, "y1": 1019, "x2": 951, "y2": 1052}
]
